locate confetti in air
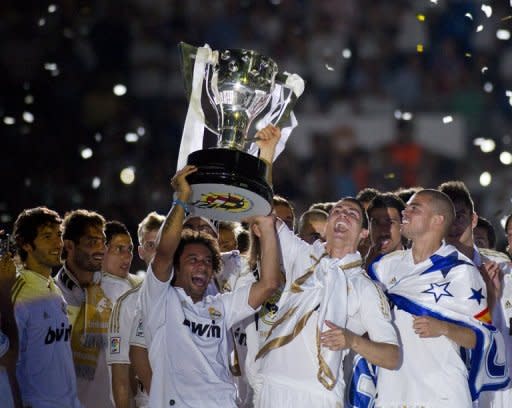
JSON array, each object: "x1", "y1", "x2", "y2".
[
  {"x1": 3, "y1": 116, "x2": 15, "y2": 125},
  {"x1": 500, "y1": 152, "x2": 512, "y2": 165},
  {"x1": 465, "y1": 13, "x2": 473, "y2": 20},
  {"x1": 506, "y1": 90, "x2": 512, "y2": 106},
  {"x1": 442, "y1": 116, "x2": 453, "y2": 124},
  {"x1": 416, "y1": 44, "x2": 424, "y2": 53},
  {"x1": 481, "y1": 4, "x2": 492, "y2": 18},
  {"x1": 125, "y1": 133, "x2": 139, "y2": 143},
  {"x1": 479, "y1": 172, "x2": 491, "y2": 187},
  {"x1": 80, "y1": 147, "x2": 93, "y2": 159},
  {"x1": 92, "y1": 177, "x2": 101, "y2": 189},
  {"x1": 476, "y1": 25, "x2": 484, "y2": 33},
  {"x1": 113, "y1": 84, "x2": 127, "y2": 96},
  {"x1": 481, "y1": 66, "x2": 488, "y2": 73},
  {"x1": 325, "y1": 64, "x2": 334, "y2": 71},
  {"x1": 497, "y1": 30, "x2": 511, "y2": 41},
  {"x1": 120, "y1": 167, "x2": 136, "y2": 185},
  {"x1": 22, "y1": 112, "x2": 34, "y2": 123},
  {"x1": 417, "y1": 14, "x2": 426, "y2": 22}
]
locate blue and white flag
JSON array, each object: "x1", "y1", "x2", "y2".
[{"x1": 368, "y1": 244, "x2": 510, "y2": 401}]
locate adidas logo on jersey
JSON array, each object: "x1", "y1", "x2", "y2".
[
  {"x1": 45, "y1": 323, "x2": 72, "y2": 344},
  {"x1": 183, "y1": 319, "x2": 221, "y2": 338}
]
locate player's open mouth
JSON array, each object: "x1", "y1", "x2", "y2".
[{"x1": 191, "y1": 275, "x2": 208, "y2": 287}]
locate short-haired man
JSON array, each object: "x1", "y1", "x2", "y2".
[
  {"x1": 298, "y1": 208, "x2": 328, "y2": 244},
  {"x1": 101, "y1": 221, "x2": 140, "y2": 301},
  {"x1": 369, "y1": 189, "x2": 509, "y2": 407},
  {"x1": 218, "y1": 221, "x2": 239, "y2": 252},
  {"x1": 254, "y1": 197, "x2": 400, "y2": 408},
  {"x1": 364, "y1": 193, "x2": 406, "y2": 269},
  {"x1": 273, "y1": 195, "x2": 295, "y2": 231},
  {"x1": 139, "y1": 165, "x2": 281, "y2": 407},
  {"x1": 108, "y1": 213, "x2": 164, "y2": 408},
  {"x1": 438, "y1": 181, "x2": 512, "y2": 407},
  {"x1": 12, "y1": 207, "x2": 82, "y2": 407},
  {"x1": 474, "y1": 216, "x2": 497, "y2": 250},
  {"x1": 355, "y1": 188, "x2": 378, "y2": 259},
  {"x1": 55, "y1": 209, "x2": 114, "y2": 408}
]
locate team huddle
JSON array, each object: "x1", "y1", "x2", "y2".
[{"x1": 1, "y1": 129, "x2": 512, "y2": 408}]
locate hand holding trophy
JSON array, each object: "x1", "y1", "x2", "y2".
[{"x1": 178, "y1": 43, "x2": 304, "y2": 221}]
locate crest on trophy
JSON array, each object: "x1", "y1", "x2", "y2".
[{"x1": 178, "y1": 42, "x2": 304, "y2": 221}]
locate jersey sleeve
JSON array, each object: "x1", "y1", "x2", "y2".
[
  {"x1": 357, "y1": 276, "x2": 398, "y2": 345},
  {"x1": 12, "y1": 294, "x2": 28, "y2": 356},
  {"x1": 139, "y1": 263, "x2": 171, "y2": 341},
  {"x1": 219, "y1": 283, "x2": 260, "y2": 329},
  {"x1": 277, "y1": 222, "x2": 315, "y2": 282},
  {"x1": 107, "y1": 296, "x2": 133, "y2": 365},
  {"x1": 129, "y1": 307, "x2": 147, "y2": 349}
]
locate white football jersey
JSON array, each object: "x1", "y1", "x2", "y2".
[{"x1": 140, "y1": 264, "x2": 258, "y2": 408}]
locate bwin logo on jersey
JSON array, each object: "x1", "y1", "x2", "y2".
[
  {"x1": 45, "y1": 323, "x2": 72, "y2": 344},
  {"x1": 183, "y1": 319, "x2": 221, "y2": 338}
]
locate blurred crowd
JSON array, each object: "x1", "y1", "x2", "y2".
[{"x1": 2, "y1": 0, "x2": 512, "y2": 253}]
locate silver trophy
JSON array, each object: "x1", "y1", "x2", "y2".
[{"x1": 179, "y1": 42, "x2": 304, "y2": 221}]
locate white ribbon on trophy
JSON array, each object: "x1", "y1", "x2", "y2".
[{"x1": 177, "y1": 44, "x2": 305, "y2": 170}]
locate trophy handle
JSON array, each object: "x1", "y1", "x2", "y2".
[
  {"x1": 260, "y1": 72, "x2": 304, "y2": 129},
  {"x1": 204, "y1": 64, "x2": 222, "y2": 140},
  {"x1": 179, "y1": 42, "x2": 221, "y2": 138}
]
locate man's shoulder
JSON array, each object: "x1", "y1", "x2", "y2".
[
  {"x1": 376, "y1": 249, "x2": 409, "y2": 266},
  {"x1": 11, "y1": 272, "x2": 29, "y2": 304}
]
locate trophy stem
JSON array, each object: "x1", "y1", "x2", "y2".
[{"x1": 218, "y1": 128, "x2": 247, "y2": 150}]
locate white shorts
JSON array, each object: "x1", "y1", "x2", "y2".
[{"x1": 254, "y1": 375, "x2": 342, "y2": 408}]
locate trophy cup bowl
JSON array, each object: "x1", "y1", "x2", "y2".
[{"x1": 180, "y1": 43, "x2": 300, "y2": 221}]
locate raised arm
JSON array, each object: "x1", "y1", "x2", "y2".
[
  {"x1": 255, "y1": 125, "x2": 281, "y2": 186},
  {"x1": 247, "y1": 215, "x2": 281, "y2": 309},
  {"x1": 151, "y1": 165, "x2": 196, "y2": 282}
]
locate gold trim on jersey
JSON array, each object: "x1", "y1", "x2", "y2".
[
  {"x1": 255, "y1": 258, "x2": 363, "y2": 363},
  {"x1": 290, "y1": 253, "x2": 328, "y2": 293},
  {"x1": 11, "y1": 274, "x2": 26, "y2": 303},
  {"x1": 109, "y1": 283, "x2": 142, "y2": 333},
  {"x1": 316, "y1": 327, "x2": 336, "y2": 390},
  {"x1": 255, "y1": 307, "x2": 315, "y2": 361}
]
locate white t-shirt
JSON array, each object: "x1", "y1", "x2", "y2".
[
  {"x1": 55, "y1": 267, "x2": 137, "y2": 408},
  {"x1": 1, "y1": 320, "x2": 15, "y2": 408},
  {"x1": 474, "y1": 248, "x2": 512, "y2": 408},
  {"x1": 257, "y1": 225, "x2": 397, "y2": 405},
  {"x1": 108, "y1": 285, "x2": 141, "y2": 365},
  {"x1": 108, "y1": 284, "x2": 148, "y2": 408},
  {"x1": 372, "y1": 246, "x2": 486, "y2": 408},
  {"x1": 13, "y1": 269, "x2": 82, "y2": 408},
  {"x1": 140, "y1": 264, "x2": 259, "y2": 408}
]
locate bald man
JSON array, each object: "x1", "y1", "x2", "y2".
[{"x1": 369, "y1": 189, "x2": 509, "y2": 407}]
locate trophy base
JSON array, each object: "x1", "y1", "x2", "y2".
[{"x1": 186, "y1": 149, "x2": 273, "y2": 221}]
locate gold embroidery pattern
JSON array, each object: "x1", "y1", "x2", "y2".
[
  {"x1": 290, "y1": 253, "x2": 328, "y2": 293},
  {"x1": 316, "y1": 327, "x2": 337, "y2": 390},
  {"x1": 255, "y1": 307, "x2": 316, "y2": 361}
]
